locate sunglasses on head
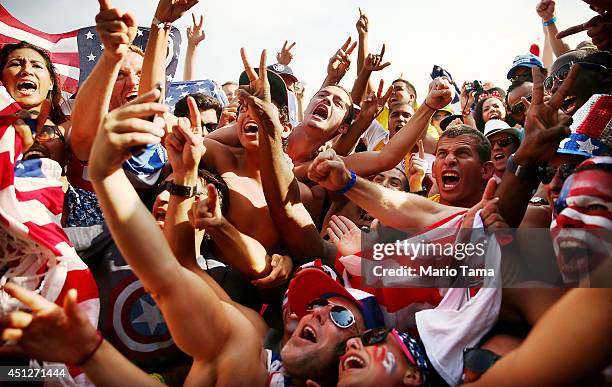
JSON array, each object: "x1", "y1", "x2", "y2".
[
  {"x1": 306, "y1": 298, "x2": 355, "y2": 329},
  {"x1": 540, "y1": 163, "x2": 578, "y2": 184},
  {"x1": 463, "y1": 347, "x2": 501, "y2": 374},
  {"x1": 510, "y1": 94, "x2": 532, "y2": 116},
  {"x1": 543, "y1": 61, "x2": 610, "y2": 92},
  {"x1": 490, "y1": 136, "x2": 515, "y2": 148},
  {"x1": 336, "y1": 327, "x2": 417, "y2": 365}
]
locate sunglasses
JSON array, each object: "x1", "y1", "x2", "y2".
[
  {"x1": 306, "y1": 298, "x2": 355, "y2": 329},
  {"x1": 463, "y1": 347, "x2": 501, "y2": 374},
  {"x1": 509, "y1": 95, "x2": 532, "y2": 116},
  {"x1": 489, "y1": 136, "x2": 515, "y2": 148},
  {"x1": 540, "y1": 163, "x2": 578, "y2": 184},
  {"x1": 543, "y1": 61, "x2": 610, "y2": 92},
  {"x1": 203, "y1": 122, "x2": 218, "y2": 132},
  {"x1": 23, "y1": 118, "x2": 65, "y2": 144},
  {"x1": 336, "y1": 327, "x2": 416, "y2": 365}
]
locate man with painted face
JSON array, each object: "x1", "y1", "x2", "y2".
[
  {"x1": 337, "y1": 327, "x2": 430, "y2": 387},
  {"x1": 550, "y1": 156, "x2": 612, "y2": 286}
]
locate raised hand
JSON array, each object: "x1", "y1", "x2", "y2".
[
  {"x1": 308, "y1": 149, "x2": 352, "y2": 192},
  {"x1": 165, "y1": 96, "x2": 205, "y2": 176},
  {"x1": 0, "y1": 283, "x2": 101, "y2": 365},
  {"x1": 408, "y1": 139, "x2": 426, "y2": 191},
  {"x1": 556, "y1": 12, "x2": 612, "y2": 51},
  {"x1": 356, "y1": 7, "x2": 369, "y2": 36},
  {"x1": 154, "y1": 0, "x2": 199, "y2": 23},
  {"x1": 251, "y1": 254, "x2": 293, "y2": 288},
  {"x1": 425, "y1": 77, "x2": 455, "y2": 110},
  {"x1": 514, "y1": 66, "x2": 578, "y2": 166},
  {"x1": 236, "y1": 48, "x2": 282, "y2": 135},
  {"x1": 460, "y1": 81, "x2": 476, "y2": 115},
  {"x1": 327, "y1": 215, "x2": 362, "y2": 256},
  {"x1": 327, "y1": 37, "x2": 358, "y2": 82},
  {"x1": 536, "y1": 0, "x2": 555, "y2": 21},
  {"x1": 462, "y1": 178, "x2": 511, "y2": 244},
  {"x1": 276, "y1": 40, "x2": 296, "y2": 66},
  {"x1": 89, "y1": 87, "x2": 167, "y2": 180},
  {"x1": 188, "y1": 183, "x2": 224, "y2": 229},
  {"x1": 95, "y1": 0, "x2": 137, "y2": 60},
  {"x1": 364, "y1": 44, "x2": 391, "y2": 72},
  {"x1": 360, "y1": 79, "x2": 392, "y2": 120},
  {"x1": 217, "y1": 100, "x2": 239, "y2": 128},
  {"x1": 186, "y1": 13, "x2": 205, "y2": 46}
]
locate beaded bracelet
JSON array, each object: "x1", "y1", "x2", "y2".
[
  {"x1": 336, "y1": 170, "x2": 357, "y2": 195},
  {"x1": 543, "y1": 16, "x2": 557, "y2": 27}
]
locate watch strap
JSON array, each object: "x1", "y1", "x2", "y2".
[{"x1": 168, "y1": 181, "x2": 197, "y2": 197}]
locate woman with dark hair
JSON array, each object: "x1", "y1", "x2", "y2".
[
  {"x1": 0, "y1": 40, "x2": 68, "y2": 164},
  {"x1": 473, "y1": 88, "x2": 507, "y2": 132}
]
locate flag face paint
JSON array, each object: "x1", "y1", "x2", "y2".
[
  {"x1": 551, "y1": 168, "x2": 612, "y2": 284},
  {"x1": 372, "y1": 344, "x2": 397, "y2": 374}
]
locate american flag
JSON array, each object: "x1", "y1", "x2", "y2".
[
  {"x1": 0, "y1": 4, "x2": 181, "y2": 98},
  {"x1": 0, "y1": 86, "x2": 100, "y2": 385},
  {"x1": 165, "y1": 79, "x2": 229, "y2": 113},
  {"x1": 431, "y1": 65, "x2": 461, "y2": 104}
]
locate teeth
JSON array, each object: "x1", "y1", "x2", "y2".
[
  {"x1": 17, "y1": 81, "x2": 36, "y2": 90},
  {"x1": 494, "y1": 154, "x2": 505, "y2": 160},
  {"x1": 302, "y1": 326, "x2": 317, "y2": 342},
  {"x1": 343, "y1": 355, "x2": 365, "y2": 369},
  {"x1": 442, "y1": 172, "x2": 459, "y2": 178}
]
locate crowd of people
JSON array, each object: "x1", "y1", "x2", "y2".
[{"x1": 0, "y1": 0, "x2": 611, "y2": 386}]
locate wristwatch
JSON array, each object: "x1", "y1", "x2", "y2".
[
  {"x1": 506, "y1": 154, "x2": 540, "y2": 182},
  {"x1": 168, "y1": 181, "x2": 198, "y2": 197}
]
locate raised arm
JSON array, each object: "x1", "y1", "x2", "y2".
[
  {"x1": 140, "y1": 0, "x2": 198, "y2": 94},
  {"x1": 70, "y1": 0, "x2": 136, "y2": 161},
  {"x1": 87, "y1": 90, "x2": 247, "y2": 362},
  {"x1": 0, "y1": 284, "x2": 162, "y2": 387},
  {"x1": 308, "y1": 149, "x2": 461, "y2": 230},
  {"x1": 536, "y1": 0, "x2": 571, "y2": 58},
  {"x1": 351, "y1": 45, "x2": 391, "y2": 105},
  {"x1": 237, "y1": 49, "x2": 334, "y2": 264},
  {"x1": 320, "y1": 37, "x2": 357, "y2": 89},
  {"x1": 344, "y1": 77, "x2": 453, "y2": 177},
  {"x1": 333, "y1": 79, "x2": 392, "y2": 156},
  {"x1": 183, "y1": 13, "x2": 205, "y2": 81},
  {"x1": 497, "y1": 66, "x2": 578, "y2": 227}
]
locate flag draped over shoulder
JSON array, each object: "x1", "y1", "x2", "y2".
[
  {"x1": 0, "y1": 4, "x2": 181, "y2": 96},
  {"x1": 166, "y1": 79, "x2": 229, "y2": 113},
  {"x1": 0, "y1": 87, "x2": 99, "y2": 384}
]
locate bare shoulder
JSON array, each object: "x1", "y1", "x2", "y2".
[{"x1": 202, "y1": 137, "x2": 239, "y2": 171}]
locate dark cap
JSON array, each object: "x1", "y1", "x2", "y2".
[
  {"x1": 267, "y1": 63, "x2": 298, "y2": 84},
  {"x1": 238, "y1": 68, "x2": 289, "y2": 109}
]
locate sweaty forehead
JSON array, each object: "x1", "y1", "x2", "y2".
[
  {"x1": 320, "y1": 85, "x2": 351, "y2": 104},
  {"x1": 437, "y1": 134, "x2": 477, "y2": 152}
]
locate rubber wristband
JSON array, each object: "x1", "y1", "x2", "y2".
[
  {"x1": 336, "y1": 170, "x2": 357, "y2": 195},
  {"x1": 152, "y1": 17, "x2": 172, "y2": 30},
  {"x1": 74, "y1": 331, "x2": 103, "y2": 367},
  {"x1": 543, "y1": 16, "x2": 557, "y2": 26}
]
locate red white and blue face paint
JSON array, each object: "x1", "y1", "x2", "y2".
[
  {"x1": 372, "y1": 344, "x2": 397, "y2": 374},
  {"x1": 551, "y1": 164, "x2": 612, "y2": 285}
]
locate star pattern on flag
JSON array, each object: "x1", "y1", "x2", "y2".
[
  {"x1": 99, "y1": 44, "x2": 104, "y2": 50},
  {"x1": 87, "y1": 53, "x2": 96, "y2": 61},
  {"x1": 167, "y1": 74, "x2": 174, "y2": 82},
  {"x1": 132, "y1": 298, "x2": 166, "y2": 334},
  {"x1": 136, "y1": 29, "x2": 144, "y2": 37},
  {"x1": 558, "y1": 137, "x2": 571, "y2": 149},
  {"x1": 85, "y1": 30, "x2": 94, "y2": 39},
  {"x1": 576, "y1": 138, "x2": 599, "y2": 154}
]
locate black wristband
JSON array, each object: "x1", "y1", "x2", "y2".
[
  {"x1": 168, "y1": 181, "x2": 198, "y2": 197},
  {"x1": 506, "y1": 155, "x2": 540, "y2": 183}
]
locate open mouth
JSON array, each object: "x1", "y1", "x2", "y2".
[
  {"x1": 560, "y1": 96, "x2": 578, "y2": 115},
  {"x1": 312, "y1": 104, "x2": 329, "y2": 120},
  {"x1": 557, "y1": 237, "x2": 590, "y2": 273},
  {"x1": 493, "y1": 153, "x2": 506, "y2": 162},
  {"x1": 300, "y1": 325, "x2": 317, "y2": 343},
  {"x1": 342, "y1": 354, "x2": 366, "y2": 370},
  {"x1": 243, "y1": 121, "x2": 259, "y2": 134},
  {"x1": 489, "y1": 112, "x2": 501, "y2": 120},
  {"x1": 441, "y1": 171, "x2": 460, "y2": 190},
  {"x1": 23, "y1": 146, "x2": 50, "y2": 160},
  {"x1": 125, "y1": 92, "x2": 139, "y2": 102},
  {"x1": 153, "y1": 208, "x2": 166, "y2": 222},
  {"x1": 17, "y1": 80, "x2": 37, "y2": 96}
]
